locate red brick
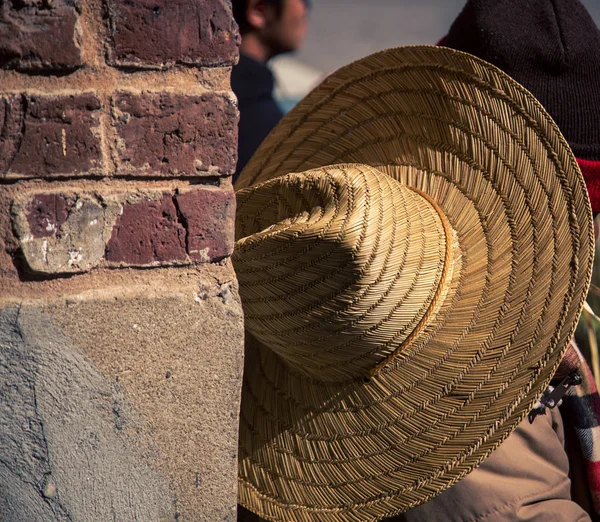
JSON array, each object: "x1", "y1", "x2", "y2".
[
  {"x1": 0, "y1": 93, "x2": 103, "y2": 178},
  {"x1": 105, "y1": 188, "x2": 234, "y2": 266},
  {"x1": 175, "y1": 187, "x2": 235, "y2": 262},
  {"x1": 112, "y1": 91, "x2": 237, "y2": 177},
  {"x1": 26, "y1": 194, "x2": 71, "y2": 238},
  {"x1": 0, "y1": 1, "x2": 83, "y2": 71},
  {"x1": 0, "y1": 94, "x2": 26, "y2": 175},
  {"x1": 105, "y1": 194, "x2": 187, "y2": 265},
  {"x1": 106, "y1": 0, "x2": 239, "y2": 68}
]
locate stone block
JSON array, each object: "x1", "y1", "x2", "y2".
[
  {"x1": 0, "y1": 305, "x2": 174, "y2": 522},
  {"x1": 12, "y1": 192, "x2": 122, "y2": 274},
  {"x1": 106, "y1": 0, "x2": 239, "y2": 68},
  {"x1": 112, "y1": 91, "x2": 237, "y2": 177},
  {"x1": 0, "y1": 1, "x2": 83, "y2": 71},
  {"x1": 0, "y1": 93, "x2": 103, "y2": 179}
]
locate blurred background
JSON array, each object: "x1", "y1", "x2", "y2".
[{"x1": 272, "y1": 0, "x2": 600, "y2": 111}]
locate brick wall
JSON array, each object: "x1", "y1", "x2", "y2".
[{"x1": 0, "y1": 1, "x2": 244, "y2": 521}]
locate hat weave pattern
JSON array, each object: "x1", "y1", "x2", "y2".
[
  {"x1": 234, "y1": 46, "x2": 594, "y2": 521},
  {"x1": 234, "y1": 165, "x2": 457, "y2": 383}
]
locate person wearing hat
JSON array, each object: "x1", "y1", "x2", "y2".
[
  {"x1": 233, "y1": 44, "x2": 595, "y2": 522},
  {"x1": 418, "y1": 1, "x2": 600, "y2": 520}
]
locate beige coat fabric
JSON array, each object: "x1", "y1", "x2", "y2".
[{"x1": 389, "y1": 408, "x2": 590, "y2": 522}]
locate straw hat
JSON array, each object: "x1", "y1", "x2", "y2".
[{"x1": 233, "y1": 46, "x2": 595, "y2": 521}]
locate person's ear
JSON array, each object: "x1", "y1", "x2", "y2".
[{"x1": 245, "y1": 0, "x2": 273, "y2": 30}]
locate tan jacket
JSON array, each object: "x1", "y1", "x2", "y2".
[{"x1": 390, "y1": 408, "x2": 590, "y2": 522}]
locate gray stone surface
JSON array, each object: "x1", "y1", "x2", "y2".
[
  {"x1": 42, "y1": 268, "x2": 245, "y2": 521},
  {"x1": 0, "y1": 305, "x2": 174, "y2": 522}
]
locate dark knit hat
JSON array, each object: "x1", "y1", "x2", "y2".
[{"x1": 442, "y1": 0, "x2": 600, "y2": 212}]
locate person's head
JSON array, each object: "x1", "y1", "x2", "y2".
[{"x1": 233, "y1": 0, "x2": 309, "y2": 61}]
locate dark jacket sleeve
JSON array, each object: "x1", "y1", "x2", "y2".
[{"x1": 234, "y1": 98, "x2": 283, "y2": 183}]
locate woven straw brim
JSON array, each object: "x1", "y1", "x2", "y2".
[{"x1": 234, "y1": 46, "x2": 595, "y2": 521}]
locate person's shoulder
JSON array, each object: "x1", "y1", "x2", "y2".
[
  {"x1": 240, "y1": 95, "x2": 283, "y2": 124},
  {"x1": 232, "y1": 54, "x2": 274, "y2": 93}
]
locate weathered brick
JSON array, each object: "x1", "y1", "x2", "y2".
[
  {"x1": 0, "y1": 93, "x2": 103, "y2": 178},
  {"x1": 175, "y1": 187, "x2": 235, "y2": 262},
  {"x1": 112, "y1": 91, "x2": 237, "y2": 177},
  {"x1": 105, "y1": 188, "x2": 235, "y2": 265},
  {"x1": 27, "y1": 194, "x2": 71, "y2": 238},
  {"x1": 11, "y1": 187, "x2": 234, "y2": 274},
  {"x1": 0, "y1": 1, "x2": 83, "y2": 71},
  {"x1": 105, "y1": 194, "x2": 187, "y2": 265},
  {"x1": 12, "y1": 191, "x2": 121, "y2": 274},
  {"x1": 106, "y1": 0, "x2": 239, "y2": 68}
]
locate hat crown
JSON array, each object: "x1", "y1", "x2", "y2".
[{"x1": 233, "y1": 164, "x2": 455, "y2": 382}]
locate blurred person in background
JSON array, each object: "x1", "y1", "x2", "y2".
[{"x1": 231, "y1": 0, "x2": 310, "y2": 182}]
